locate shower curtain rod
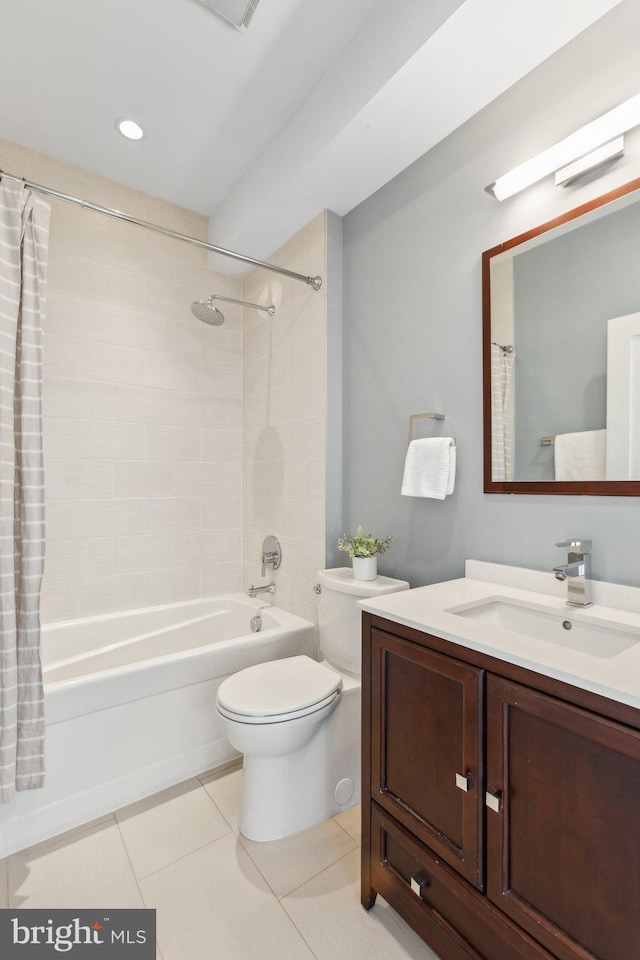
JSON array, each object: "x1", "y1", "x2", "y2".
[{"x1": 0, "y1": 170, "x2": 323, "y2": 290}]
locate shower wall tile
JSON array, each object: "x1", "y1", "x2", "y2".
[
  {"x1": 145, "y1": 425, "x2": 201, "y2": 462},
  {"x1": 4, "y1": 136, "x2": 326, "y2": 632},
  {"x1": 241, "y1": 213, "x2": 327, "y2": 625},
  {"x1": 0, "y1": 137, "x2": 243, "y2": 625},
  {"x1": 78, "y1": 341, "x2": 145, "y2": 386},
  {"x1": 77, "y1": 421, "x2": 145, "y2": 460},
  {"x1": 44, "y1": 459, "x2": 113, "y2": 500},
  {"x1": 143, "y1": 567, "x2": 201, "y2": 607},
  {"x1": 78, "y1": 499, "x2": 147, "y2": 539},
  {"x1": 113, "y1": 461, "x2": 173, "y2": 499},
  {"x1": 113, "y1": 535, "x2": 175, "y2": 575},
  {"x1": 46, "y1": 500, "x2": 80, "y2": 541},
  {"x1": 77, "y1": 574, "x2": 147, "y2": 619},
  {"x1": 144, "y1": 499, "x2": 201, "y2": 535}
]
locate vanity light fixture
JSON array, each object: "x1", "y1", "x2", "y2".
[
  {"x1": 116, "y1": 118, "x2": 145, "y2": 141},
  {"x1": 486, "y1": 92, "x2": 640, "y2": 200}
]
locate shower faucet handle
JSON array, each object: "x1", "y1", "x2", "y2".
[{"x1": 261, "y1": 535, "x2": 282, "y2": 577}]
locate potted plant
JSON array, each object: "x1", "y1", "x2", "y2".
[{"x1": 337, "y1": 526, "x2": 394, "y2": 581}]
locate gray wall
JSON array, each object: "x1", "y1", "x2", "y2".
[
  {"x1": 513, "y1": 200, "x2": 640, "y2": 480},
  {"x1": 342, "y1": 0, "x2": 640, "y2": 589}
]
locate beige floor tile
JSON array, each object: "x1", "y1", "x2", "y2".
[
  {"x1": 140, "y1": 833, "x2": 315, "y2": 960},
  {"x1": 202, "y1": 766, "x2": 242, "y2": 833},
  {"x1": 8, "y1": 821, "x2": 143, "y2": 909},
  {"x1": 115, "y1": 779, "x2": 230, "y2": 879},
  {"x1": 240, "y1": 817, "x2": 357, "y2": 899},
  {"x1": 334, "y1": 804, "x2": 361, "y2": 845},
  {"x1": 0, "y1": 857, "x2": 7, "y2": 908},
  {"x1": 283, "y1": 850, "x2": 441, "y2": 960}
]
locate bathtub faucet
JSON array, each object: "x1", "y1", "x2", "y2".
[{"x1": 248, "y1": 581, "x2": 276, "y2": 599}]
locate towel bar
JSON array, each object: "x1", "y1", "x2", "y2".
[{"x1": 408, "y1": 412, "x2": 455, "y2": 446}]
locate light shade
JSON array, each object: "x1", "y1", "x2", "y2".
[
  {"x1": 555, "y1": 136, "x2": 624, "y2": 187},
  {"x1": 487, "y1": 93, "x2": 640, "y2": 201},
  {"x1": 117, "y1": 119, "x2": 144, "y2": 141}
]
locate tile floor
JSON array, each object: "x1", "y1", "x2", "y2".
[{"x1": 0, "y1": 763, "x2": 441, "y2": 960}]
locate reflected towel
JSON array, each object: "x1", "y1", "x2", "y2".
[
  {"x1": 401, "y1": 438, "x2": 456, "y2": 499},
  {"x1": 554, "y1": 429, "x2": 606, "y2": 481}
]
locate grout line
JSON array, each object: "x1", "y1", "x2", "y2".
[
  {"x1": 277, "y1": 844, "x2": 360, "y2": 902},
  {"x1": 133, "y1": 831, "x2": 233, "y2": 885},
  {"x1": 112, "y1": 819, "x2": 166, "y2": 960}
]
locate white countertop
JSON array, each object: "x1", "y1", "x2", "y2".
[{"x1": 358, "y1": 560, "x2": 640, "y2": 711}]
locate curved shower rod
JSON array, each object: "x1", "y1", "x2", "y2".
[{"x1": 0, "y1": 169, "x2": 323, "y2": 290}]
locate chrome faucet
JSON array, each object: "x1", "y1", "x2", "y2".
[
  {"x1": 553, "y1": 539, "x2": 592, "y2": 607},
  {"x1": 248, "y1": 581, "x2": 276, "y2": 599}
]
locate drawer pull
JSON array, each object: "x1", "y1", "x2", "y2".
[
  {"x1": 410, "y1": 873, "x2": 430, "y2": 897},
  {"x1": 455, "y1": 773, "x2": 471, "y2": 792},
  {"x1": 485, "y1": 790, "x2": 502, "y2": 813}
]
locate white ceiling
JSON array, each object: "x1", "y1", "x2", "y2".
[{"x1": 0, "y1": 0, "x2": 626, "y2": 274}]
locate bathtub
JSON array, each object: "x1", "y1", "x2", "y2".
[{"x1": 0, "y1": 595, "x2": 315, "y2": 857}]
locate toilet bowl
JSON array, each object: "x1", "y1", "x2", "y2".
[{"x1": 216, "y1": 568, "x2": 409, "y2": 841}]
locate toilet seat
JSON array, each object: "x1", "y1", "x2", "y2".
[{"x1": 216, "y1": 655, "x2": 342, "y2": 725}]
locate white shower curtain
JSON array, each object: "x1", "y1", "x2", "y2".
[
  {"x1": 0, "y1": 175, "x2": 50, "y2": 802},
  {"x1": 491, "y1": 343, "x2": 514, "y2": 482}
]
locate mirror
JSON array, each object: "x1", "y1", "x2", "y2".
[{"x1": 483, "y1": 175, "x2": 640, "y2": 495}]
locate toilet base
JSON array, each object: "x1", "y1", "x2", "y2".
[{"x1": 239, "y1": 676, "x2": 361, "y2": 842}]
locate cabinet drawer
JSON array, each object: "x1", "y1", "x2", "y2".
[{"x1": 370, "y1": 804, "x2": 556, "y2": 960}]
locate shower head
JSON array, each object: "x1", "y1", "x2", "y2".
[
  {"x1": 191, "y1": 293, "x2": 276, "y2": 327},
  {"x1": 191, "y1": 300, "x2": 225, "y2": 325}
]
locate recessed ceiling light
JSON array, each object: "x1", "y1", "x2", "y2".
[{"x1": 116, "y1": 119, "x2": 144, "y2": 141}]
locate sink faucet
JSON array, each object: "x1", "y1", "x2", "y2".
[
  {"x1": 248, "y1": 581, "x2": 276, "y2": 599},
  {"x1": 553, "y1": 540, "x2": 592, "y2": 607}
]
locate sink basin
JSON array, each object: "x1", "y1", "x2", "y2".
[{"x1": 447, "y1": 597, "x2": 640, "y2": 659}]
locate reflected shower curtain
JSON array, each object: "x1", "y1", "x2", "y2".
[
  {"x1": 0, "y1": 176, "x2": 50, "y2": 802},
  {"x1": 491, "y1": 343, "x2": 514, "y2": 482}
]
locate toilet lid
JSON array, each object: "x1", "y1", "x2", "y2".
[{"x1": 216, "y1": 655, "x2": 342, "y2": 719}]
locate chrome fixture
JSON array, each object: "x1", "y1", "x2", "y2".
[
  {"x1": 250, "y1": 614, "x2": 262, "y2": 633},
  {"x1": 248, "y1": 581, "x2": 276, "y2": 598},
  {"x1": 0, "y1": 170, "x2": 322, "y2": 290},
  {"x1": 553, "y1": 539, "x2": 593, "y2": 607},
  {"x1": 261, "y1": 535, "x2": 281, "y2": 577},
  {"x1": 190, "y1": 294, "x2": 275, "y2": 326},
  {"x1": 486, "y1": 92, "x2": 640, "y2": 200}
]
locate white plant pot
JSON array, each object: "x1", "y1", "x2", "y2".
[{"x1": 352, "y1": 557, "x2": 377, "y2": 581}]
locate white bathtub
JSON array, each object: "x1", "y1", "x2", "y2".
[{"x1": 0, "y1": 595, "x2": 315, "y2": 857}]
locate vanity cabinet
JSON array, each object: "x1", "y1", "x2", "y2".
[{"x1": 362, "y1": 614, "x2": 640, "y2": 960}]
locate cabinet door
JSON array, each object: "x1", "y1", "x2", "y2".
[
  {"x1": 486, "y1": 676, "x2": 640, "y2": 960},
  {"x1": 371, "y1": 628, "x2": 484, "y2": 888}
]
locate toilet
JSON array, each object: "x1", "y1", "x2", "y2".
[{"x1": 216, "y1": 567, "x2": 409, "y2": 841}]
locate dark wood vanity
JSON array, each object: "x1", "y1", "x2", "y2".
[{"x1": 361, "y1": 611, "x2": 640, "y2": 960}]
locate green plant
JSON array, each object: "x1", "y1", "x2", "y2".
[{"x1": 337, "y1": 525, "x2": 394, "y2": 559}]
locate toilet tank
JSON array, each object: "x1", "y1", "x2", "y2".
[{"x1": 317, "y1": 568, "x2": 409, "y2": 676}]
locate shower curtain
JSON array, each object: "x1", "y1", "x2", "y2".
[
  {"x1": 0, "y1": 175, "x2": 50, "y2": 802},
  {"x1": 491, "y1": 343, "x2": 514, "y2": 482}
]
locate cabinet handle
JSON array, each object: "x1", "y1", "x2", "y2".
[
  {"x1": 410, "y1": 873, "x2": 430, "y2": 898},
  {"x1": 455, "y1": 773, "x2": 472, "y2": 792},
  {"x1": 485, "y1": 790, "x2": 502, "y2": 813}
]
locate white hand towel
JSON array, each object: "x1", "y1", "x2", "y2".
[
  {"x1": 554, "y1": 429, "x2": 606, "y2": 481},
  {"x1": 401, "y1": 438, "x2": 456, "y2": 499}
]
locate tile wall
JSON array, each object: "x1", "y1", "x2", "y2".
[
  {"x1": 241, "y1": 214, "x2": 327, "y2": 622},
  {"x1": 0, "y1": 137, "x2": 243, "y2": 623}
]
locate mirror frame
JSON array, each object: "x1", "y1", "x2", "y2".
[{"x1": 483, "y1": 174, "x2": 640, "y2": 496}]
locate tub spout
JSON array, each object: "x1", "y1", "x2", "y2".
[{"x1": 248, "y1": 581, "x2": 276, "y2": 599}]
